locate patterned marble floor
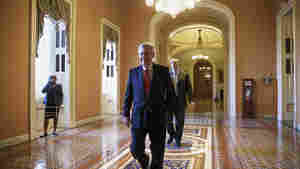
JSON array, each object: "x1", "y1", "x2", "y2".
[{"x1": 1, "y1": 114, "x2": 300, "y2": 169}]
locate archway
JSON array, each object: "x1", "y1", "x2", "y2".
[{"x1": 148, "y1": 0, "x2": 236, "y2": 117}]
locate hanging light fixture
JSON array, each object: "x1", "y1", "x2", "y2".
[
  {"x1": 145, "y1": 0, "x2": 196, "y2": 18},
  {"x1": 192, "y1": 55, "x2": 209, "y2": 60}
]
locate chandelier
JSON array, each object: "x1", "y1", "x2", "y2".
[
  {"x1": 145, "y1": 0, "x2": 196, "y2": 18},
  {"x1": 192, "y1": 55, "x2": 209, "y2": 60}
]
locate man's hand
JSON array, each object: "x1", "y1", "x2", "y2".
[{"x1": 121, "y1": 116, "x2": 130, "y2": 127}]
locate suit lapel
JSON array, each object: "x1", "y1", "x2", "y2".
[
  {"x1": 137, "y1": 66, "x2": 145, "y2": 99},
  {"x1": 147, "y1": 64, "x2": 157, "y2": 100}
]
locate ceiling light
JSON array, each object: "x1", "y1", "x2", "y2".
[{"x1": 146, "y1": 0, "x2": 196, "y2": 18}]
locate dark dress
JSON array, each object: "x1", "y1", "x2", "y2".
[{"x1": 42, "y1": 83, "x2": 63, "y2": 119}]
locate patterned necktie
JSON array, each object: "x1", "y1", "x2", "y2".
[{"x1": 144, "y1": 69, "x2": 151, "y2": 96}]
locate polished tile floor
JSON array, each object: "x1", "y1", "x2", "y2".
[{"x1": 1, "y1": 114, "x2": 300, "y2": 169}]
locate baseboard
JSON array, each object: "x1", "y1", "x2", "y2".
[
  {"x1": 58, "y1": 120, "x2": 77, "y2": 128},
  {"x1": 0, "y1": 134, "x2": 29, "y2": 149},
  {"x1": 31, "y1": 127, "x2": 67, "y2": 140},
  {"x1": 76, "y1": 114, "x2": 107, "y2": 127}
]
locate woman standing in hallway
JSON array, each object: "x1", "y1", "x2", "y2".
[{"x1": 41, "y1": 75, "x2": 63, "y2": 137}]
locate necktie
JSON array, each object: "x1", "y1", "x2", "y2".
[
  {"x1": 144, "y1": 69, "x2": 150, "y2": 96},
  {"x1": 173, "y1": 72, "x2": 178, "y2": 95}
]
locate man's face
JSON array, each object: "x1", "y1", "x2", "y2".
[
  {"x1": 50, "y1": 77, "x2": 57, "y2": 84},
  {"x1": 139, "y1": 45, "x2": 154, "y2": 68}
]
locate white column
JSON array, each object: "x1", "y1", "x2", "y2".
[{"x1": 295, "y1": 1, "x2": 300, "y2": 130}]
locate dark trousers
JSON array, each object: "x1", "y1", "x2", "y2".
[
  {"x1": 167, "y1": 109, "x2": 185, "y2": 144},
  {"x1": 130, "y1": 127, "x2": 166, "y2": 169}
]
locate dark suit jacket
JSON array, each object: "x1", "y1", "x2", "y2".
[
  {"x1": 122, "y1": 64, "x2": 175, "y2": 129},
  {"x1": 171, "y1": 72, "x2": 193, "y2": 111}
]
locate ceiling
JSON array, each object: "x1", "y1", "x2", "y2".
[
  {"x1": 168, "y1": 25, "x2": 225, "y2": 70},
  {"x1": 168, "y1": 25, "x2": 223, "y2": 48}
]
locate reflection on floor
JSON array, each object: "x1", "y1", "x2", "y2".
[
  {"x1": 0, "y1": 113, "x2": 300, "y2": 169},
  {"x1": 106, "y1": 125, "x2": 211, "y2": 169}
]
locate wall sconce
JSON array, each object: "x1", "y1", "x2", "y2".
[{"x1": 263, "y1": 74, "x2": 273, "y2": 85}]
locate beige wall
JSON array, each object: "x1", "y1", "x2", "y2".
[
  {"x1": 223, "y1": 0, "x2": 277, "y2": 116},
  {"x1": 0, "y1": 0, "x2": 30, "y2": 140},
  {"x1": 121, "y1": 0, "x2": 277, "y2": 117},
  {"x1": 75, "y1": 0, "x2": 124, "y2": 120},
  {"x1": 0, "y1": 0, "x2": 125, "y2": 140},
  {"x1": 119, "y1": 0, "x2": 155, "y2": 103}
]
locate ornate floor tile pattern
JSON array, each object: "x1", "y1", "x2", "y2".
[
  {"x1": 105, "y1": 125, "x2": 211, "y2": 169},
  {"x1": 215, "y1": 118, "x2": 300, "y2": 169}
]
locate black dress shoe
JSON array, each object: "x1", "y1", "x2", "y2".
[
  {"x1": 167, "y1": 136, "x2": 174, "y2": 144},
  {"x1": 139, "y1": 154, "x2": 149, "y2": 169},
  {"x1": 175, "y1": 141, "x2": 181, "y2": 147},
  {"x1": 40, "y1": 133, "x2": 48, "y2": 138}
]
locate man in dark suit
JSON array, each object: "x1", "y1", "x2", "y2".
[
  {"x1": 167, "y1": 59, "x2": 193, "y2": 147},
  {"x1": 121, "y1": 42, "x2": 175, "y2": 169}
]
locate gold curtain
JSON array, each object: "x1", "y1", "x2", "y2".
[
  {"x1": 36, "y1": 0, "x2": 71, "y2": 57},
  {"x1": 103, "y1": 25, "x2": 119, "y2": 63}
]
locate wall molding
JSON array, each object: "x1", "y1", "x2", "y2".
[{"x1": 0, "y1": 134, "x2": 29, "y2": 149}]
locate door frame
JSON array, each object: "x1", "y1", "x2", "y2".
[
  {"x1": 99, "y1": 18, "x2": 121, "y2": 114},
  {"x1": 29, "y1": 0, "x2": 77, "y2": 139}
]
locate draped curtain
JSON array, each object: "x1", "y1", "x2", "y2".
[
  {"x1": 36, "y1": 0, "x2": 71, "y2": 57},
  {"x1": 103, "y1": 25, "x2": 119, "y2": 63}
]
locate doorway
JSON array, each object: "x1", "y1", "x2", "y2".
[
  {"x1": 148, "y1": 0, "x2": 236, "y2": 117},
  {"x1": 193, "y1": 60, "x2": 213, "y2": 113},
  {"x1": 30, "y1": 0, "x2": 76, "y2": 139},
  {"x1": 100, "y1": 18, "x2": 120, "y2": 115}
]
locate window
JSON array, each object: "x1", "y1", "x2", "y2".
[
  {"x1": 106, "y1": 49, "x2": 110, "y2": 61},
  {"x1": 56, "y1": 54, "x2": 60, "y2": 72},
  {"x1": 62, "y1": 30, "x2": 65, "y2": 48},
  {"x1": 61, "y1": 54, "x2": 65, "y2": 72},
  {"x1": 111, "y1": 45, "x2": 114, "y2": 61},
  {"x1": 56, "y1": 31, "x2": 60, "y2": 48},
  {"x1": 106, "y1": 65, "x2": 110, "y2": 77},
  {"x1": 111, "y1": 65, "x2": 114, "y2": 77}
]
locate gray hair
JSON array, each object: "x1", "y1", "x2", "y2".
[{"x1": 138, "y1": 42, "x2": 156, "y2": 57}]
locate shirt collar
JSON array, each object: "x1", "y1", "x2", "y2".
[{"x1": 142, "y1": 64, "x2": 153, "y2": 71}]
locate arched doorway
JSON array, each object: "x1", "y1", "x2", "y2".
[{"x1": 148, "y1": 0, "x2": 236, "y2": 117}]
